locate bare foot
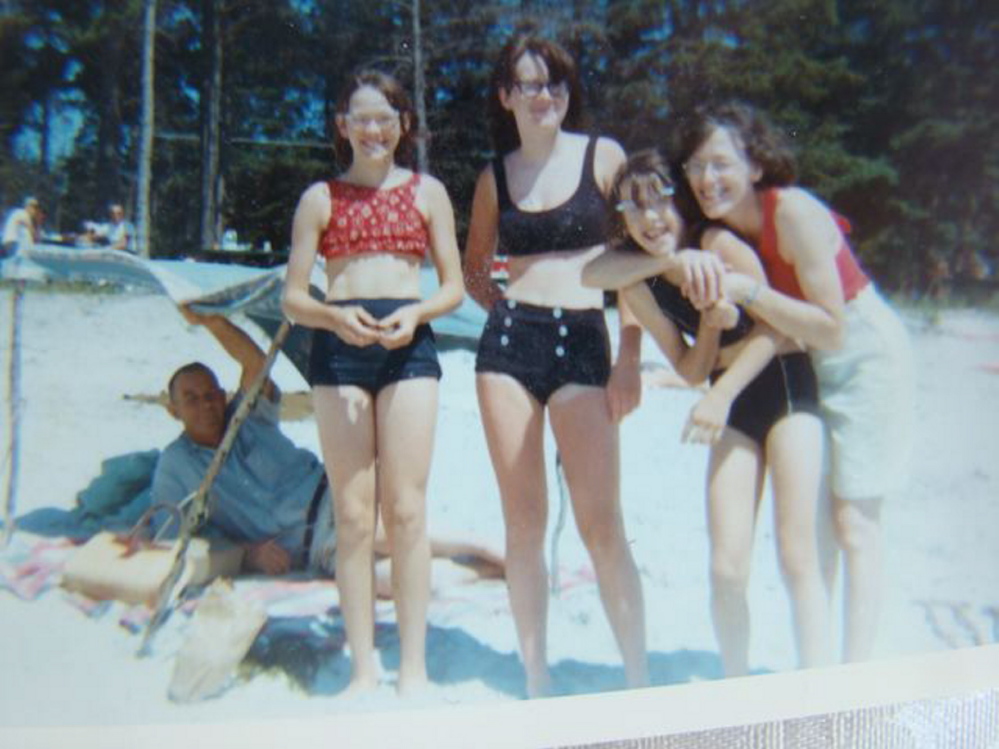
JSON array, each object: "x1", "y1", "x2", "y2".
[
  {"x1": 341, "y1": 672, "x2": 379, "y2": 698},
  {"x1": 525, "y1": 670, "x2": 553, "y2": 699},
  {"x1": 396, "y1": 667, "x2": 429, "y2": 699}
]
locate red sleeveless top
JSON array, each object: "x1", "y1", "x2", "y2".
[
  {"x1": 758, "y1": 188, "x2": 869, "y2": 302},
  {"x1": 318, "y1": 173, "x2": 429, "y2": 260}
]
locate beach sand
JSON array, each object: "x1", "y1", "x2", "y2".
[{"x1": 1, "y1": 284, "x2": 997, "y2": 737}]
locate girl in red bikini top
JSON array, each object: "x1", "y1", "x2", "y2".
[
  {"x1": 280, "y1": 69, "x2": 464, "y2": 698},
  {"x1": 319, "y1": 172, "x2": 430, "y2": 260},
  {"x1": 282, "y1": 69, "x2": 463, "y2": 350}
]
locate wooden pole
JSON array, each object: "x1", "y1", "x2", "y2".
[
  {"x1": 138, "y1": 318, "x2": 292, "y2": 655},
  {"x1": 2, "y1": 280, "x2": 25, "y2": 549}
]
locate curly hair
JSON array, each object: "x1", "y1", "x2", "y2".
[
  {"x1": 332, "y1": 68, "x2": 417, "y2": 168},
  {"x1": 487, "y1": 34, "x2": 585, "y2": 155},
  {"x1": 672, "y1": 101, "x2": 796, "y2": 188}
]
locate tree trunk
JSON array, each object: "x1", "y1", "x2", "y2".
[
  {"x1": 411, "y1": 0, "x2": 428, "y2": 174},
  {"x1": 200, "y1": 0, "x2": 223, "y2": 252},
  {"x1": 136, "y1": 0, "x2": 157, "y2": 258},
  {"x1": 96, "y1": 36, "x2": 123, "y2": 206}
]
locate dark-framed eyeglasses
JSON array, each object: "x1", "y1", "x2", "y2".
[{"x1": 513, "y1": 80, "x2": 570, "y2": 99}]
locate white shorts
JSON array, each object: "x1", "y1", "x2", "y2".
[{"x1": 812, "y1": 285, "x2": 914, "y2": 500}]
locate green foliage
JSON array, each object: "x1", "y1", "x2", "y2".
[{"x1": 0, "y1": 0, "x2": 995, "y2": 294}]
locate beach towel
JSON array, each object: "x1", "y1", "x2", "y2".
[{"x1": 15, "y1": 449, "x2": 159, "y2": 540}]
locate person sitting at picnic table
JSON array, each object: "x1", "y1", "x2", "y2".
[{"x1": 151, "y1": 304, "x2": 503, "y2": 586}]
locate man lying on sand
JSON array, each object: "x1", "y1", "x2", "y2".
[{"x1": 151, "y1": 305, "x2": 503, "y2": 594}]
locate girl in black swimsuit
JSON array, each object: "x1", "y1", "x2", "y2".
[
  {"x1": 463, "y1": 34, "x2": 649, "y2": 697},
  {"x1": 584, "y1": 149, "x2": 832, "y2": 676}
]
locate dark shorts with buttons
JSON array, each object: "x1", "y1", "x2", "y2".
[
  {"x1": 711, "y1": 352, "x2": 821, "y2": 448},
  {"x1": 308, "y1": 298, "x2": 442, "y2": 395},
  {"x1": 475, "y1": 299, "x2": 611, "y2": 405}
]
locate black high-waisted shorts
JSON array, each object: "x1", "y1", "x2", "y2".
[
  {"x1": 711, "y1": 351, "x2": 820, "y2": 448},
  {"x1": 308, "y1": 298, "x2": 441, "y2": 395},
  {"x1": 475, "y1": 299, "x2": 611, "y2": 405}
]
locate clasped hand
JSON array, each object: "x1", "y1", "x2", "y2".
[{"x1": 329, "y1": 303, "x2": 421, "y2": 349}]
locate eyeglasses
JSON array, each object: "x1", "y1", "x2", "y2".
[
  {"x1": 513, "y1": 80, "x2": 569, "y2": 99},
  {"x1": 344, "y1": 112, "x2": 400, "y2": 130},
  {"x1": 615, "y1": 184, "x2": 675, "y2": 214},
  {"x1": 682, "y1": 158, "x2": 739, "y2": 179}
]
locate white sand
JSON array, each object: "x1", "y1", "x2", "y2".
[{"x1": 1, "y1": 284, "x2": 997, "y2": 730}]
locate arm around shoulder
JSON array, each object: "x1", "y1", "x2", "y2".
[{"x1": 744, "y1": 190, "x2": 846, "y2": 350}]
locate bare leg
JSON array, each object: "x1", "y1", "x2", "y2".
[
  {"x1": 374, "y1": 525, "x2": 505, "y2": 573},
  {"x1": 767, "y1": 413, "x2": 832, "y2": 669},
  {"x1": 313, "y1": 385, "x2": 378, "y2": 693},
  {"x1": 834, "y1": 497, "x2": 884, "y2": 662},
  {"x1": 816, "y1": 472, "x2": 840, "y2": 601},
  {"x1": 706, "y1": 429, "x2": 764, "y2": 677},
  {"x1": 477, "y1": 373, "x2": 551, "y2": 698},
  {"x1": 375, "y1": 378, "x2": 438, "y2": 696},
  {"x1": 549, "y1": 386, "x2": 649, "y2": 689}
]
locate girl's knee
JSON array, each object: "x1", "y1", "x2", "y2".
[
  {"x1": 505, "y1": 520, "x2": 546, "y2": 557},
  {"x1": 776, "y1": 540, "x2": 820, "y2": 584},
  {"x1": 834, "y1": 501, "x2": 882, "y2": 552},
  {"x1": 336, "y1": 512, "x2": 376, "y2": 549},
  {"x1": 384, "y1": 497, "x2": 426, "y2": 539},
  {"x1": 710, "y1": 552, "x2": 751, "y2": 593}
]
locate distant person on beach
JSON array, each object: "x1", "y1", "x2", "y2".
[
  {"x1": 281, "y1": 69, "x2": 464, "y2": 696},
  {"x1": 152, "y1": 306, "x2": 503, "y2": 590},
  {"x1": 105, "y1": 203, "x2": 135, "y2": 253},
  {"x1": 462, "y1": 33, "x2": 648, "y2": 696},
  {"x1": 672, "y1": 101, "x2": 914, "y2": 663},
  {"x1": 583, "y1": 149, "x2": 831, "y2": 675},
  {"x1": 2, "y1": 197, "x2": 41, "y2": 258}
]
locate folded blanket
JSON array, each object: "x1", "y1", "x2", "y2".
[{"x1": 15, "y1": 450, "x2": 158, "y2": 539}]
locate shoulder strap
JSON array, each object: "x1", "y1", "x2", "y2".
[{"x1": 326, "y1": 179, "x2": 341, "y2": 211}]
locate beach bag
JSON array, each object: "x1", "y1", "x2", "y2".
[
  {"x1": 168, "y1": 578, "x2": 268, "y2": 703},
  {"x1": 61, "y1": 503, "x2": 243, "y2": 607}
]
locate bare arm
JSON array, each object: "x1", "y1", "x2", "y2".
[
  {"x1": 179, "y1": 305, "x2": 276, "y2": 400},
  {"x1": 723, "y1": 190, "x2": 846, "y2": 351},
  {"x1": 595, "y1": 136, "x2": 644, "y2": 421},
  {"x1": 462, "y1": 166, "x2": 505, "y2": 310},
  {"x1": 378, "y1": 175, "x2": 465, "y2": 349},
  {"x1": 620, "y1": 282, "x2": 719, "y2": 386},
  {"x1": 408, "y1": 175, "x2": 465, "y2": 322},
  {"x1": 280, "y1": 182, "x2": 380, "y2": 346},
  {"x1": 582, "y1": 247, "x2": 674, "y2": 290},
  {"x1": 682, "y1": 228, "x2": 786, "y2": 444}
]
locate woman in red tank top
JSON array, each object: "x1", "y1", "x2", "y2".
[
  {"x1": 282, "y1": 70, "x2": 464, "y2": 697},
  {"x1": 674, "y1": 102, "x2": 914, "y2": 667}
]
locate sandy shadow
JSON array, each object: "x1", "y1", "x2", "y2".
[{"x1": 242, "y1": 615, "x2": 728, "y2": 699}]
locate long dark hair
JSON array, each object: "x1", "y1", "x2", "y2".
[
  {"x1": 672, "y1": 101, "x2": 796, "y2": 188},
  {"x1": 487, "y1": 34, "x2": 585, "y2": 155},
  {"x1": 609, "y1": 148, "x2": 706, "y2": 250},
  {"x1": 332, "y1": 68, "x2": 417, "y2": 167}
]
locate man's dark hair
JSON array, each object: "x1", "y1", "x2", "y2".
[{"x1": 167, "y1": 362, "x2": 218, "y2": 402}]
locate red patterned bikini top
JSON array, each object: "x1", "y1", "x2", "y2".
[
  {"x1": 318, "y1": 173, "x2": 430, "y2": 260},
  {"x1": 758, "y1": 188, "x2": 869, "y2": 302}
]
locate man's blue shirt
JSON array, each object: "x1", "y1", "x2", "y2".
[{"x1": 151, "y1": 388, "x2": 325, "y2": 558}]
